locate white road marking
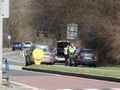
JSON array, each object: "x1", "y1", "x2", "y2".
[
  {"x1": 10, "y1": 80, "x2": 43, "y2": 90},
  {"x1": 4, "y1": 59, "x2": 25, "y2": 64},
  {"x1": 2, "y1": 51, "x2": 20, "y2": 56}
]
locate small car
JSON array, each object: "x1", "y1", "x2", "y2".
[
  {"x1": 12, "y1": 42, "x2": 23, "y2": 51},
  {"x1": 69, "y1": 48, "x2": 98, "y2": 67},
  {"x1": 25, "y1": 44, "x2": 55, "y2": 66},
  {"x1": 23, "y1": 41, "x2": 32, "y2": 48}
]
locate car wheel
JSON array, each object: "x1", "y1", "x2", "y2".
[
  {"x1": 50, "y1": 61, "x2": 55, "y2": 65},
  {"x1": 73, "y1": 60, "x2": 77, "y2": 67},
  {"x1": 12, "y1": 49, "x2": 15, "y2": 51},
  {"x1": 93, "y1": 63, "x2": 96, "y2": 67}
]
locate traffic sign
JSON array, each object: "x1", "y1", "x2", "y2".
[
  {"x1": 67, "y1": 24, "x2": 78, "y2": 39},
  {"x1": 1, "y1": 0, "x2": 9, "y2": 18}
]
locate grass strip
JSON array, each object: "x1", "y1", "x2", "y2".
[{"x1": 27, "y1": 65, "x2": 120, "y2": 78}]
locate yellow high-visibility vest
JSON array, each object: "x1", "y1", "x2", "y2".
[
  {"x1": 64, "y1": 47, "x2": 68, "y2": 55},
  {"x1": 69, "y1": 46, "x2": 76, "y2": 54}
]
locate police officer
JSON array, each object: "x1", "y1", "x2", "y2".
[
  {"x1": 64, "y1": 45, "x2": 69, "y2": 66},
  {"x1": 69, "y1": 43, "x2": 76, "y2": 55}
]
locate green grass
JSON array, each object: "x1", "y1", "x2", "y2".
[{"x1": 27, "y1": 65, "x2": 120, "y2": 78}]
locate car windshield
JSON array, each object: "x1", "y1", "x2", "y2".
[
  {"x1": 13, "y1": 42, "x2": 21, "y2": 44},
  {"x1": 25, "y1": 42, "x2": 31, "y2": 44},
  {"x1": 53, "y1": 48, "x2": 57, "y2": 53},
  {"x1": 75, "y1": 48, "x2": 81, "y2": 54},
  {"x1": 35, "y1": 45, "x2": 50, "y2": 52}
]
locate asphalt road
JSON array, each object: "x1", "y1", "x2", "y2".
[{"x1": 2, "y1": 48, "x2": 120, "y2": 90}]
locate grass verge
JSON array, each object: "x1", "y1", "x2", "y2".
[{"x1": 27, "y1": 65, "x2": 120, "y2": 78}]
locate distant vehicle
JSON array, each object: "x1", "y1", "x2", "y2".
[
  {"x1": 12, "y1": 42, "x2": 23, "y2": 51},
  {"x1": 25, "y1": 44, "x2": 55, "y2": 66},
  {"x1": 69, "y1": 48, "x2": 98, "y2": 67},
  {"x1": 23, "y1": 41, "x2": 32, "y2": 48},
  {"x1": 52, "y1": 40, "x2": 70, "y2": 63}
]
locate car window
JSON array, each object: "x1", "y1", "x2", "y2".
[
  {"x1": 35, "y1": 45, "x2": 50, "y2": 52},
  {"x1": 25, "y1": 42, "x2": 31, "y2": 44},
  {"x1": 13, "y1": 42, "x2": 21, "y2": 44},
  {"x1": 81, "y1": 49, "x2": 95, "y2": 54},
  {"x1": 24, "y1": 41, "x2": 32, "y2": 44},
  {"x1": 40, "y1": 47, "x2": 48, "y2": 52},
  {"x1": 53, "y1": 48, "x2": 57, "y2": 53},
  {"x1": 75, "y1": 48, "x2": 81, "y2": 54}
]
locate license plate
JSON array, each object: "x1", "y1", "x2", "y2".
[
  {"x1": 84, "y1": 57, "x2": 91, "y2": 59},
  {"x1": 44, "y1": 55, "x2": 49, "y2": 57}
]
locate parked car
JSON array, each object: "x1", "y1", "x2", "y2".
[
  {"x1": 52, "y1": 40, "x2": 70, "y2": 64},
  {"x1": 25, "y1": 44, "x2": 55, "y2": 66},
  {"x1": 69, "y1": 48, "x2": 98, "y2": 67},
  {"x1": 52, "y1": 48, "x2": 64, "y2": 63},
  {"x1": 12, "y1": 42, "x2": 23, "y2": 51},
  {"x1": 23, "y1": 41, "x2": 32, "y2": 48}
]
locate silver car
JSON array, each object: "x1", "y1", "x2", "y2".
[
  {"x1": 25, "y1": 44, "x2": 55, "y2": 66},
  {"x1": 23, "y1": 41, "x2": 32, "y2": 48}
]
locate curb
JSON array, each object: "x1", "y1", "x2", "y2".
[{"x1": 22, "y1": 67, "x2": 120, "y2": 83}]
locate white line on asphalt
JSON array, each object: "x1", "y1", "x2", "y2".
[
  {"x1": 10, "y1": 80, "x2": 44, "y2": 90},
  {"x1": 2, "y1": 51, "x2": 20, "y2": 56},
  {"x1": 110, "y1": 88, "x2": 120, "y2": 90},
  {"x1": 83, "y1": 89, "x2": 102, "y2": 90},
  {"x1": 83, "y1": 89, "x2": 120, "y2": 90},
  {"x1": 3, "y1": 64, "x2": 22, "y2": 71},
  {"x1": 56, "y1": 89, "x2": 72, "y2": 90},
  {"x1": 5, "y1": 59, "x2": 25, "y2": 64}
]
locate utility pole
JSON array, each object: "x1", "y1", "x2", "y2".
[
  {"x1": 0, "y1": 0, "x2": 3, "y2": 85},
  {"x1": 0, "y1": 0, "x2": 9, "y2": 85}
]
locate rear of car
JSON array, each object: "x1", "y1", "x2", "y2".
[
  {"x1": 54, "y1": 40, "x2": 70, "y2": 63},
  {"x1": 37, "y1": 44, "x2": 53, "y2": 64},
  {"x1": 23, "y1": 41, "x2": 32, "y2": 48},
  {"x1": 12, "y1": 42, "x2": 23, "y2": 51},
  {"x1": 70, "y1": 48, "x2": 98, "y2": 67},
  {"x1": 25, "y1": 44, "x2": 54, "y2": 66}
]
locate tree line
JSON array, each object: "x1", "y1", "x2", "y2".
[{"x1": 4, "y1": 0, "x2": 120, "y2": 65}]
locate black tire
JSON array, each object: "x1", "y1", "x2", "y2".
[
  {"x1": 50, "y1": 61, "x2": 55, "y2": 65},
  {"x1": 12, "y1": 49, "x2": 15, "y2": 51},
  {"x1": 93, "y1": 63, "x2": 97, "y2": 67},
  {"x1": 73, "y1": 60, "x2": 77, "y2": 67}
]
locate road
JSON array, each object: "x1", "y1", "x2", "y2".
[{"x1": 2, "y1": 48, "x2": 120, "y2": 90}]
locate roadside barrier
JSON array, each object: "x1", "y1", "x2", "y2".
[{"x1": 2, "y1": 58, "x2": 10, "y2": 86}]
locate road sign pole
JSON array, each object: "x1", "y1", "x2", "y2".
[
  {"x1": 0, "y1": 0, "x2": 3, "y2": 84},
  {"x1": 0, "y1": 0, "x2": 9, "y2": 84}
]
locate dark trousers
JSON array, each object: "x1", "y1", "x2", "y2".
[{"x1": 64, "y1": 54, "x2": 69, "y2": 65}]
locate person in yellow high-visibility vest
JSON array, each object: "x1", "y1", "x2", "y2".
[
  {"x1": 64, "y1": 45, "x2": 69, "y2": 66},
  {"x1": 69, "y1": 44, "x2": 76, "y2": 55}
]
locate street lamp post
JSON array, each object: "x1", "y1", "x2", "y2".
[
  {"x1": 0, "y1": 0, "x2": 9, "y2": 85},
  {"x1": 8, "y1": 35, "x2": 11, "y2": 48}
]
